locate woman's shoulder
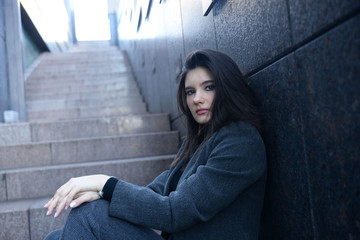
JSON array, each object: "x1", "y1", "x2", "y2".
[
  {"x1": 217, "y1": 120, "x2": 260, "y2": 138},
  {"x1": 208, "y1": 121, "x2": 263, "y2": 148}
]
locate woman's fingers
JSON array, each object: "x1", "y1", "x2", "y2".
[
  {"x1": 44, "y1": 180, "x2": 73, "y2": 216},
  {"x1": 52, "y1": 192, "x2": 100, "y2": 218},
  {"x1": 70, "y1": 191, "x2": 100, "y2": 209},
  {"x1": 53, "y1": 195, "x2": 70, "y2": 218},
  {"x1": 44, "y1": 198, "x2": 51, "y2": 208}
]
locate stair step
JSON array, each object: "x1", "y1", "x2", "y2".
[
  {"x1": 0, "y1": 197, "x2": 68, "y2": 240},
  {"x1": 0, "y1": 155, "x2": 174, "y2": 240},
  {"x1": 25, "y1": 79, "x2": 137, "y2": 92},
  {"x1": 42, "y1": 50, "x2": 125, "y2": 58},
  {"x1": 0, "y1": 198, "x2": 35, "y2": 240},
  {"x1": 25, "y1": 75, "x2": 136, "y2": 87},
  {"x1": 27, "y1": 70, "x2": 130, "y2": 81},
  {"x1": 0, "y1": 123, "x2": 32, "y2": 146},
  {"x1": 0, "y1": 114, "x2": 171, "y2": 145},
  {"x1": 26, "y1": 95, "x2": 144, "y2": 110},
  {"x1": 25, "y1": 88, "x2": 141, "y2": 101},
  {"x1": 30, "y1": 65, "x2": 129, "y2": 75},
  {"x1": 25, "y1": 81, "x2": 138, "y2": 95},
  {"x1": 0, "y1": 131, "x2": 178, "y2": 170},
  {"x1": 33, "y1": 62, "x2": 128, "y2": 70},
  {"x1": 1, "y1": 155, "x2": 174, "y2": 200},
  {"x1": 30, "y1": 114, "x2": 171, "y2": 141},
  {"x1": 39, "y1": 55, "x2": 125, "y2": 64},
  {"x1": 27, "y1": 103, "x2": 148, "y2": 121}
]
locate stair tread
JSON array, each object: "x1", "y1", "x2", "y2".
[
  {"x1": 1, "y1": 130, "x2": 177, "y2": 146},
  {"x1": 1, "y1": 154, "x2": 176, "y2": 174},
  {"x1": 2, "y1": 155, "x2": 175, "y2": 200},
  {"x1": 0, "y1": 131, "x2": 179, "y2": 170},
  {"x1": 0, "y1": 198, "x2": 47, "y2": 211}
]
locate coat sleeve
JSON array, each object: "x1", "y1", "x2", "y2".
[
  {"x1": 108, "y1": 124, "x2": 266, "y2": 233},
  {"x1": 146, "y1": 170, "x2": 169, "y2": 194}
]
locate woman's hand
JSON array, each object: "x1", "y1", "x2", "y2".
[{"x1": 44, "y1": 174, "x2": 110, "y2": 218}]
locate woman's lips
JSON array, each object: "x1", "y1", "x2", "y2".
[{"x1": 196, "y1": 109, "x2": 208, "y2": 115}]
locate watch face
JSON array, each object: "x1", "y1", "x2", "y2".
[{"x1": 99, "y1": 190, "x2": 104, "y2": 198}]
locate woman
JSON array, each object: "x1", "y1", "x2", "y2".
[{"x1": 44, "y1": 49, "x2": 267, "y2": 240}]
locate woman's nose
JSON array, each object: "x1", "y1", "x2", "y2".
[{"x1": 193, "y1": 92, "x2": 204, "y2": 104}]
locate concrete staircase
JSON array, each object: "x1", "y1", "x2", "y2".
[{"x1": 0, "y1": 43, "x2": 179, "y2": 240}]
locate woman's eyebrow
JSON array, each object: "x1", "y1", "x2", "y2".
[
  {"x1": 185, "y1": 80, "x2": 214, "y2": 90},
  {"x1": 200, "y1": 80, "x2": 215, "y2": 86}
]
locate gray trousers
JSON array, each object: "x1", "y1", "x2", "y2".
[{"x1": 44, "y1": 199, "x2": 164, "y2": 240}]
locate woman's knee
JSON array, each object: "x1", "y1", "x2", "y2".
[
  {"x1": 65, "y1": 200, "x2": 163, "y2": 240},
  {"x1": 68, "y1": 199, "x2": 109, "y2": 223},
  {"x1": 44, "y1": 229, "x2": 62, "y2": 240}
]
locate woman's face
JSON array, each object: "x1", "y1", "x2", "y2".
[{"x1": 185, "y1": 67, "x2": 216, "y2": 124}]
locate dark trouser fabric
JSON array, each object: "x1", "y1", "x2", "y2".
[{"x1": 44, "y1": 199, "x2": 164, "y2": 240}]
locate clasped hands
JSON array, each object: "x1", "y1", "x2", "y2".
[{"x1": 44, "y1": 174, "x2": 110, "y2": 218}]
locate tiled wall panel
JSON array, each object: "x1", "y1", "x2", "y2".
[
  {"x1": 250, "y1": 54, "x2": 314, "y2": 238},
  {"x1": 288, "y1": 0, "x2": 360, "y2": 44},
  {"x1": 295, "y1": 15, "x2": 360, "y2": 238},
  {"x1": 214, "y1": 0, "x2": 292, "y2": 75}
]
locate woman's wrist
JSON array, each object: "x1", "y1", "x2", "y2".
[{"x1": 99, "y1": 176, "x2": 118, "y2": 201}]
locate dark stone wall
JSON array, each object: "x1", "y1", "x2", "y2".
[
  {"x1": 117, "y1": 0, "x2": 360, "y2": 238},
  {"x1": 0, "y1": 0, "x2": 9, "y2": 122}
]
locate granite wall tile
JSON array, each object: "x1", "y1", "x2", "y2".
[
  {"x1": 288, "y1": 0, "x2": 360, "y2": 45},
  {"x1": 213, "y1": 0, "x2": 292, "y2": 75},
  {"x1": 295, "y1": 15, "x2": 360, "y2": 238},
  {"x1": 250, "y1": 54, "x2": 314, "y2": 239},
  {"x1": 163, "y1": 0, "x2": 185, "y2": 120},
  {"x1": 181, "y1": 0, "x2": 217, "y2": 54}
]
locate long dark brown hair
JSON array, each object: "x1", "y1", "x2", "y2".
[{"x1": 174, "y1": 49, "x2": 262, "y2": 166}]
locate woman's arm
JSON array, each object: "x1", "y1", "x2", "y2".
[
  {"x1": 108, "y1": 124, "x2": 266, "y2": 232},
  {"x1": 44, "y1": 169, "x2": 172, "y2": 218},
  {"x1": 44, "y1": 174, "x2": 111, "y2": 217}
]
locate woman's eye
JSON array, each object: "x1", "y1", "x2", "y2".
[
  {"x1": 186, "y1": 90, "x2": 195, "y2": 96},
  {"x1": 205, "y1": 85, "x2": 215, "y2": 91}
]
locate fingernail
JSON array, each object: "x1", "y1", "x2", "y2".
[
  {"x1": 70, "y1": 201, "x2": 76, "y2": 208},
  {"x1": 65, "y1": 205, "x2": 68, "y2": 210},
  {"x1": 46, "y1": 211, "x2": 50, "y2": 216},
  {"x1": 54, "y1": 212, "x2": 58, "y2": 218}
]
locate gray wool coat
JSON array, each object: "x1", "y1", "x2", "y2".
[{"x1": 108, "y1": 121, "x2": 267, "y2": 240}]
